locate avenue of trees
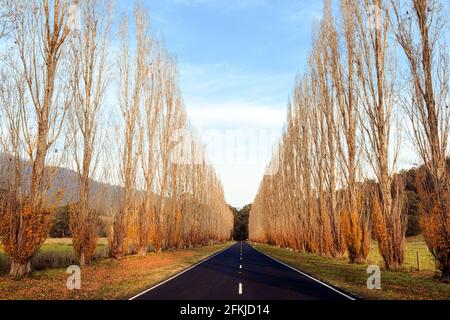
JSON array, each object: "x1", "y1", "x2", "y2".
[
  {"x1": 249, "y1": 0, "x2": 449, "y2": 282},
  {"x1": 0, "y1": 0, "x2": 233, "y2": 278}
]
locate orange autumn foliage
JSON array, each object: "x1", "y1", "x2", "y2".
[
  {"x1": 0, "y1": 193, "x2": 53, "y2": 264},
  {"x1": 416, "y1": 171, "x2": 450, "y2": 282},
  {"x1": 373, "y1": 194, "x2": 405, "y2": 270},
  {"x1": 341, "y1": 194, "x2": 370, "y2": 264},
  {"x1": 69, "y1": 203, "x2": 98, "y2": 266},
  {"x1": 419, "y1": 202, "x2": 449, "y2": 266},
  {"x1": 319, "y1": 207, "x2": 334, "y2": 255}
]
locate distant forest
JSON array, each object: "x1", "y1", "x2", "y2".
[{"x1": 230, "y1": 204, "x2": 251, "y2": 241}]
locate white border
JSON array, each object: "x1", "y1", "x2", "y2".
[
  {"x1": 251, "y1": 244, "x2": 356, "y2": 300},
  {"x1": 129, "y1": 244, "x2": 234, "y2": 300}
]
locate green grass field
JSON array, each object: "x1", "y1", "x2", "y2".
[
  {"x1": 253, "y1": 236, "x2": 449, "y2": 300},
  {"x1": 367, "y1": 236, "x2": 436, "y2": 272},
  {"x1": 0, "y1": 238, "x2": 110, "y2": 275}
]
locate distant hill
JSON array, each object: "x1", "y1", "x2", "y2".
[{"x1": 0, "y1": 153, "x2": 123, "y2": 215}]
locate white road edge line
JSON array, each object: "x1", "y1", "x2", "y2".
[
  {"x1": 239, "y1": 282, "x2": 243, "y2": 295},
  {"x1": 251, "y1": 244, "x2": 356, "y2": 301},
  {"x1": 129, "y1": 243, "x2": 235, "y2": 300}
]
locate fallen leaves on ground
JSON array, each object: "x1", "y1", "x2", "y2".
[{"x1": 0, "y1": 243, "x2": 230, "y2": 300}]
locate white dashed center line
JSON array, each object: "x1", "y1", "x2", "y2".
[{"x1": 238, "y1": 243, "x2": 243, "y2": 295}]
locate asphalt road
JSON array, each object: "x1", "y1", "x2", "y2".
[{"x1": 131, "y1": 242, "x2": 353, "y2": 300}]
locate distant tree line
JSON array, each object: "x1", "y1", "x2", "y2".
[
  {"x1": 48, "y1": 204, "x2": 107, "y2": 238},
  {"x1": 230, "y1": 204, "x2": 251, "y2": 241}
]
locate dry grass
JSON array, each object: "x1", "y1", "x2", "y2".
[
  {"x1": 253, "y1": 237, "x2": 449, "y2": 300},
  {"x1": 0, "y1": 241, "x2": 232, "y2": 300}
]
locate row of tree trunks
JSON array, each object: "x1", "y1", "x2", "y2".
[{"x1": 250, "y1": 0, "x2": 448, "y2": 282}]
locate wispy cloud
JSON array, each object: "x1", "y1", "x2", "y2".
[
  {"x1": 186, "y1": 101, "x2": 286, "y2": 129},
  {"x1": 179, "y1": 62, "x2": 293, "y2": 105},
  {"x1": 176, "y1": 60, "x2": 291, "y2": 206},
  {"x1": 176, "y1": 56, "x2": 296, "y2": 206},
  {"x1": 281, "y1": 2, "x2": 323, "y2": 24}
]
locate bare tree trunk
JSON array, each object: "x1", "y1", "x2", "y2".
[
  {"x1": 353, "y1": 0, "x2": 405, "y2": 269},
  {"x1": 0, "y1": 0, "x2": 74, "y2": 278},
  {"x1": 68, "y1": 0, "x2": 112, "y2": 267},
  {"x1": 111, "y1": 5, "x2": 147, "y2": 259},
  {"x1": 9, "y1": 259, "x2": 31, "y2": 278}
]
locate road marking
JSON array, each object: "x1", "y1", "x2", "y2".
[
  {"x1": 239, "y1": 282, "x2": 243, "y2": 295},
  {"x1": 129, "y1": 243, "x2": 236, "y2": 300},
  {"x1": 239, "y1": 264, "x2": 242, "y2": 269},
  {"x1": 251, "y1": 244, "x2": 356, "y2": 300}
]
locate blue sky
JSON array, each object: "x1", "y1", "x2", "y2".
[{"x1": 114, "y1": 0, "x2": 325, "y2": 207}]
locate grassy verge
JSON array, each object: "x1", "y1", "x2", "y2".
[
  {"x1": 0, "y1": 241, "x2": 233, "y2": 300},
  {"x1": 252, "y1": 237, "x2": 449, "y2": 300}
]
